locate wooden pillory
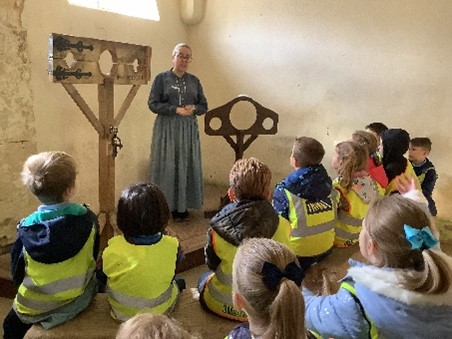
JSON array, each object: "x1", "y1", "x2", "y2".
[
  {"x1": 204, "y1": 95, "x2": 279, "y2": 216},
  {"x1": 205, "y1": 95, "x2": 279, "y2": 161},
  {"x1": 48, "y1": 33, "x2": 151, "y2": 249}
]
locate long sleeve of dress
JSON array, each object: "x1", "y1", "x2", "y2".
[
  {"x1": 303, "y1": 287, "x2": 371, "y2": 339},
  {"x1": 148, "y1": 73, "x2": 178, "y2": 116}
]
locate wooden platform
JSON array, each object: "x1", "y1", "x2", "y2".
[{"x1": 0, "y1": 183, "x2": 229, "y2": 297}]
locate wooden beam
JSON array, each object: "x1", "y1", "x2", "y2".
[
  {"x1": 114, "y1": 85, "x2": 141, "y2": 125},
  {"x1": 62, "y1": 83, "x2": 104, "y2": 135}
]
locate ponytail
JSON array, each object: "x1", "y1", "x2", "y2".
[{"x1": 264, "y1": 279, "x2": 305, "y2": 339}]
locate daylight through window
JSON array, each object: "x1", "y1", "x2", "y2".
[{"x1": 68, "y1": 0, "x2": 160, "y2": 21}]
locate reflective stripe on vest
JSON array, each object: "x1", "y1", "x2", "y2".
[
  {"x1": 103, "y1": 234, "x2": 179, "y2": 321},
  {"x1": 215, "y1": 266, "x2": 232, "y2": 286},
  {"x1": 207, "y1": 276, "x2": 233, "y2": 306},
  {"x1": 337, "y1": 211, "x2": 362, "y2": 226},
  {"x1": 107, "y1": 283, "x2": 176, "y2": 321},
  {"x1": 287, "y1": 191, "x2": 337, "y2": 238},
  {"x1": 341, "y1": 282, "x2": 378, "y2": 339},
  {"x1": 21, "y1": 269, "x2": 95, "y2": 295},
  {"x1": 335, "y1": 224, "x2": 361, "y2": 240},
  {"x1": 14, "y1": 227, "x2": 96, "y2": 316},
  {"x1": 203, "y1": 221, "x2": 291, "y2": 321}
]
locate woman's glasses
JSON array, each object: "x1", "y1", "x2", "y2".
[{"x1": 176, "y1": 53, "x2": 193, "y2": 62}]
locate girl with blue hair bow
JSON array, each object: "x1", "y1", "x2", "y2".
[{"x1": 303, "y1": 176, "x2": 452, "y2": 339}]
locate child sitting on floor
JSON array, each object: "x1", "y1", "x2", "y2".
[
  {"x1": 227, "y1": 238, "x2": 315, "y2": 339},
  {"x1": 332, "y1": 141, "x2": 384, "y2": 247},
  {"x1": 409, "y1": 137, "x2": 438, "y2": 216},
  {"x1": 351, "y1": 130, "x2": 388, "y2": 188},
  {"x1": 272, "y1": 136, "x2": 337, "y2": 270},
  {"x1": 102, "y1": 182, "x2": 184, "y2": 321},
  {"x1": 198, "y1": 157, "x2": 292, "y2": 322},
  {"x1": 303, "y1": 177, "x2": 452, "y2": 338},
  {"x1": 116, "y1": 313, "x2": 196, "y2": 339},
  {"x1": 379, "y1": 128, "x2": 420, "y2": 195},
  {"x1": 3, "y1": 151, "x2": 99, "y2": 339}
]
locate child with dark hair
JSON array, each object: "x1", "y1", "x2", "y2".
[
  {"x1": 379, "y1": 128, "x2": 420, "y2": 195},
  {"x1": 102, "y1": 182, "x2": 184, "y2": 321},
  {"x1": 273, "y1": 137, "x2": 337, "y2": 270},
  {"x1": 3, "y1": 151, "x2": 99, "y2": 339},
  {"x1": 409, "y1": 137, "x2": 438, "y2": 216},
  {"x1": 365, "y1": 121, "x2": 388, "y2": 145}
]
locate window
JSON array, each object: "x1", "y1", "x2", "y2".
[{"x1": 68, "y1": 0, "x2": 160, "y2": 21}]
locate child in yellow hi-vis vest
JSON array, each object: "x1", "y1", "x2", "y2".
[
  {"x1": 332, "y1": 141, "x2": 384, "y2": 247},
  {"x1": 101, "y1": 183, "x2": 185, "y2": 321},
  {"x1": 272, "y1": 136, "x2": 337, "y2": 270},
  {"x1": 198, "y1": 158, "x2": 292, "y2": 321},
  {"x1": 304, "y1": 176, "x2": 452, "y2": 338},
  {"x1": 3, "y1": 151, "x2": 99, "y2": 338}
]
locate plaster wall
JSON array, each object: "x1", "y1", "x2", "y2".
[
  {"x1": 0, "y1": 0, "x2": 37, "y2": 248},
  {"x1": 1, "y1": 1, "x2": 452, "y2": 248},
  {"x1": 189, "y1": 0, "x2": 452, "y2": 220}
]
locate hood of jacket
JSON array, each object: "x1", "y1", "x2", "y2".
[
  {"x1": 210, "y1": 199, "x2": 279, "y2": 246},
  {"x1": 19, "y1": 203, "x2": 97, "y2": 264},
  {"x1": 281, "y1": 165, "x2": 332, "y2": 200},
  {"x1": 347, "y1": 254, "x2": 452, "y2": 306},
  {"x1": 381, "y1": 128, "x2": 410, "y2": 181}
]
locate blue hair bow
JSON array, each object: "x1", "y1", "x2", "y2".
[
  {"x1": 403, "y1": 224, "x2": 439, "y2": 250},
  {"x1": 261, "y1": 261, "x2": 304, "y2": 289}
]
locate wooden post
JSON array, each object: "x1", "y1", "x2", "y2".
[
  {"x1": 48, "y1": 34, "x2": 151, "y2": 250},
  {"x1": 98, "y1": 78, "x2": 115, "y2": 249}
]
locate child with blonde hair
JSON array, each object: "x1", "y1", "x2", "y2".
[
  {"x1": 116, "y1": 313, "x2": 195, "y2": 339},
  {"x1": 351, "y1": 130, "x2": 388, "y2": 188},
  {"x1": 303, "y1": 180, "x2": 452, "y2": 338},
  {"x1": 227, "y1": 238, "x2": 314, "y2": 339},
  {"x1": 332, "y1": 141, "x2": 384, "y2": 247},
  {"x1": 198, "y1": 157, "x2": 292, "y2": 321},
  {"x1": 3, "y1": 151, "x2": 99, "y2": 338},
  {"x1": 102, "y1": 183, "x2": 184, "y2": 321}
]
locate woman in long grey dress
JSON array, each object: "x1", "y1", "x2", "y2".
[{"x1": 148, "y1": 43, "x2": 208, "y2": 221}]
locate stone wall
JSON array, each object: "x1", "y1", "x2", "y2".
[{"x1": 0, "y1": 0, "x2": 37, "y2": 251}]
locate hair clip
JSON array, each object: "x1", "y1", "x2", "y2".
[
  {"x1": 261, "y1": 261, "x2": 305, "y2": 289},
  {"x1": 403, "y1": 224, "x2": 439, "y2": 250}
]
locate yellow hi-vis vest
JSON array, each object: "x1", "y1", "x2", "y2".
[
  {"x1": 385, "y1": 161, "x2": 421, "y2": 195},
  {"x1": 103, "y1": 234, "x2": 179, "y2": 321},
  {"x1": 341, "y1": 282, "x2": 379, "y2": 339},
  {"x1": 285, "y1": 190, "x2": 337, "y2": 257},
  {"x1": 14, "y1": 228, "x2": 96, "y2": 316},
  {"x1": 202, "y1": 216, "x2": 291, "y2": 321},
  {"x1": 334, "y1": 182, "x2": 384, "y2": 247}
]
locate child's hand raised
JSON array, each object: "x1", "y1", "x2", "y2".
[{"x1": 396, "y1": 174, "x2": 417, "y2": 194}]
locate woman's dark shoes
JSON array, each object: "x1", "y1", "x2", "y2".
[{"x1": 172, "y1": 210, "x2": 189, "y2": 222}]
